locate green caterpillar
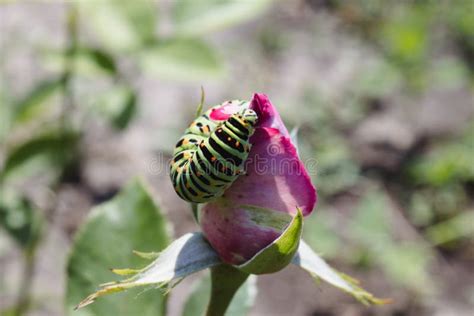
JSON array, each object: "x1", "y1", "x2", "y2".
[{"x1": 170, "y1": 100, "x2": 258, "y2": 203}]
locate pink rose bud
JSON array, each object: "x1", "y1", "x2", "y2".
[{"x1": 200, "y1": 93, "x2": 317, "y2": 265}]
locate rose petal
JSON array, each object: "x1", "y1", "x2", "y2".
[
  {"x1": 228, "y1": 127, "x2": 316, "y2": 215},
  {"x1": 200, "y1": 127, "x2": 317, "y2": 264},
  {"x1": 200, "y1": 202, "x2": 283, "y2": 264},
  {"x1": 208, "y1": 94, "x2": 290, "y2": 138},
  {"x1": 250, "y1": 93, "x2": 290, "y2": 137}
]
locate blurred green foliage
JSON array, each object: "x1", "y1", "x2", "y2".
[
  {"x1": 298, "y1": 0, "x2": 474, "y2": 299},
  {"x1": 0, "y1": 0, "x2": 275, "y2": 261},
  {"x1": 323, "y1": 0, "x2": 474, "y2": 90},
  {"x1": 350, "y1": 190, "x2": 434, "y2": 293},
  {"x1": 1, "y1": 0, "x2": 473, "y2": 315},
  {"x1": 0, "y1": 1, "x2": 277, "y2": 315},
  {"x1": 173, "y1": 0, "x2": 274, "y2": 36},
  {"x1": 409, "y1": 124, "x2": 474, "y2": 187},
  {"x1": 1, "y1": 130, "x2": 80, "y2": 182},
  {"x1": 77, "y1": 0, "x2": 157, "y2": 52},
  {"x1": 140, "y1": 38, "x2": 223, "y2": 80},
  {"x1": 0, "y1": 189, "x2": 42, "y2": 251},
  {"x1": 425, "y1": 211, "x2": 474, "y2": 247},
  {"x1": 304, "y1": 189, "x2": 435, "y2": 295},
  {"x1": 66, "y1": 179, "x2": 170, "y2": 316}
]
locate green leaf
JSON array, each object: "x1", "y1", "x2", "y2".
[
  {"x1": 183, "y1": 272, "x2": 257, "y2": 316},
  {"x1": 13, "y1": 78, "x2": 62, "y2": 124},
  {"x1": 140, "y1": 39, "x2": 224, "y2": 81},
  {"x1": 42, "y1": 47, "x2": 117, "y2": 77},
  {"x1": 425, "y1": 210, "x2": 474, "y2": 246},
  {"x1": 66, "y1": 178, "x2": 171, "y2": 316},
  {"x1": 112, "y1": 90, "x2": 137, "y2": 130},
  {"x1": 78, "y1": 0, "x2": 157, "y2": 51},
  {"x1": 237, "y1": 208, "x2": 302, "y2": 275},
  {"x1": 74, "y1": 232, "x2": 221, "y2": 311},
  {"x1": 173, "y1": 0, "x2": 274, "y2": 36},
  {"x1": 0, "y1": 190, "x2": 43, "y2": 250},
  {"x1": 1, "y1": 130, "x2": 80, "y2": 181},
  {"x1": 292, "y1": 240, "x2": 389, "y2": 305},
  {"x1": 90, "y1": 86, "x2": 138, "y2": 130}
]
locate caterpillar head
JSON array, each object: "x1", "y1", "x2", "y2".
[{"x1": 241, "y1": 108, "x2": 258, "y2": 129}]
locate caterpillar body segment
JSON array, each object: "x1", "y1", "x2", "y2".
[{"x1": 170, "y1": 101, "x2": 258, "y2": 203}]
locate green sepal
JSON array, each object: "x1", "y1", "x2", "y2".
[
  {"x1": 237, "y1": 208, "x2": 303, "y2": 275},
  {"x1": 195, "y1": 86, "x2": 205, "y2": 118}
]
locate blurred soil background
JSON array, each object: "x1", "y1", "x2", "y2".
[{"x1": 0, "y1": 1, "x2": 473, "y2": 315}]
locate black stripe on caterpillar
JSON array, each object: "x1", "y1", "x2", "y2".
[{"x1": 170, "y1": 101, "x2": 258, "y2": 203}]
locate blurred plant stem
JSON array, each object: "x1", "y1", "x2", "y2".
[
  {"x1": 12, "y1": 5, "x2": 80, "y2": 316},
  {"x1": 60, "y1": 2, "x2": 78, "y2": 130},
  {"x1": 206, "y1": 264, "x2": 249, "y2": 316},
  {"x1": 12, "y1": 245, "x2": 38, "y2": 316}
]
